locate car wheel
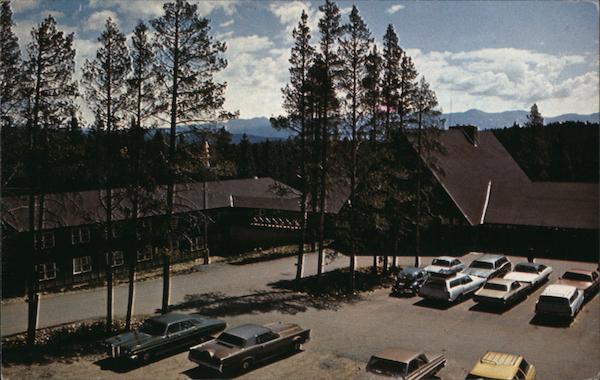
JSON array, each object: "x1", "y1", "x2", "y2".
[
  {"x1": 241, "y1": 358, "x2": 253, "y2": 372},
  {"x1": 293, "y1": 340, "x2": 302, "y2": 351},
  {"x1": 141, "y1": 352, "x2": 152, "y2": 364}
]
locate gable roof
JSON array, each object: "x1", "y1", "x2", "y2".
[
  {"x1": 421, "y1": 128, "x2": 598, "y2": 230},
  {"x1": 1, "y1": 177, "x2": 304, "y2": 232}
]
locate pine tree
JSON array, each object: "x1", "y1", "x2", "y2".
[
  {"x1": 152, "y1": 0, "x2": 234, "y2": 313},
  {"x1": 236, "y1": 134, "x2": 257, "y2": 178},
  {"x1": 22, "y1": 14, "x2": 78, "y2": 347},
  {"x1": 81, "y1": 17, "x2": 130, "y2": 332},
  {"x1": 362, "y1": 45, "x2": 383, "y2": 142},
  {"x1": 413, "y1": 76, "x2": 440, "y2": 267},
  {"x1": 338, "y1": 5, "x2": 372, "y2": 291},
  {"x1": 524, "y1": 103, "x2": 549, "y2": 179},
  {"x1": 398, "y1": 54, "x2": 418, "y2": 130},
  {"x1": 124, "y1": 21, "x2": 160, "y2": 331},
  {"x1": 526, "y1": 103, "x2": 544, "y2": 128},
  {"x1": 381, "y1": 25, "x2": 402, "y2": 138},
  {"x1": 280, "y1": 10, "x2": 315, "y2": 284},
  {"x1": 315, "y1": 0, "x2": 342, "y2": 278},
  {"x1": 0, "y1": 0, "x2": 21, "y2": 127}
]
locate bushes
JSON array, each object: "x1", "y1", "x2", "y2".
[{"x1": 2, "y1": 318, "x2": 142, "y2": 365}]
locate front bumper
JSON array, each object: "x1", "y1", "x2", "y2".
[{"x1": 106, "y1": 344, "x2": 137, "y2": 360}]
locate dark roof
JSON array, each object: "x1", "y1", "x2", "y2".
[
  {"x1": 420, "y1": 128, "x2": 598, "y2": 230},
  {"x1": 372, "y1": 347, "x2": 421, "y2": 363},
  {"x1": 1, "y1": 177, "x2": 309, "y2": 232},
  {"x1": 224, "y1": 324, "x2": 271, "y2": 339}
]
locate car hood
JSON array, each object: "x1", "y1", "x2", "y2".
[
  {"x1": 463, "y1": 268, "x2": 493, "y2": 278},
  {"x1": 192, "y1": 340, "x2": 240, "y2": 360},
  {"x1": 557, "y1": 278, "x2": 592, "y2": 290},
  {"x1": 504, "y1": 272, "x2": 537, "y2": 283},
  {"x1": 105, "y1": 331, "x2": 156, "y2": 350},
  {"x1": 424, "y1": 265, "x2": 452, "y2": 273}
]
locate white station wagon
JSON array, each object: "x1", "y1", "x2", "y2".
[
  {"x1": 419, "y1": 273, "x2": 485, "y2": 303},
  {"x1": 535, "y1": 284, "x2": 584, "y2": 319},
  {"x1": 424, "y1": 256, "x2": 465, "y2": 275}
]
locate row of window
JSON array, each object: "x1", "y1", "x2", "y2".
[
  {"x1": 33, "y1": 228, "x2": 204, "y2": 250},
  {"x1": 37, "y1": 249, "x2": 154, "y2": 281}
]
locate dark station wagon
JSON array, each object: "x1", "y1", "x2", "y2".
[
  {"x1": 105, "y1": 313, "x2": 226, "y2": 362},
  {"x1": 189, "y1": 322, "x2": 310, "y2": 373}
]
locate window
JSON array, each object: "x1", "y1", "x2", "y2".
[
  {"x1": 167, "y1": 323, "x2": 182, "y2": 335},
  {"x1": 257, "y1": 332, "x2": 279, "y2": 344},
  {"x1": 461, "y1": 276, "x2": 473, "y2": 285},
  {"x1": 449, "y1": 279, "x2": 461, "y2": 288},
  {"x1": 189, "y1": 236, "x2": 204, "y2": 252},
  {"x1": 35, "y1": 232, "x2": 55, "y2": 250},
  {"x1": 71, "y1": 227, "x2": 91, "y2": 245},
  {"x1": 137, "y1": 247, "x2": 153, "y2": 262},
  {"x1": 73, "y1": 256, "x2": 92, "y2": 275},
  {"x1": 452, "y1": 260, "x2": 461, "y2": 266},
  {"x1": 511, "y1": 282, "x2": 521, "y2": 290},
  {"x1": 106, "y1": 251, "x2": 124, "y2": 267},
  {"x1": 38, "y1": 262, "x2": 57, "y2": 280},
  {"x1": 180, "y1": 320, "x2": 195, "y2": 331}
]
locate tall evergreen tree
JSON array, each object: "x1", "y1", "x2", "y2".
[
  {"x1": 413, "y1": 76, "x2": 440, "y2": 267},
  {"x1": 338, "y1": 5, "x2": 372, "y2": 290},
  {"x1": 381, "y1": 25, "x2": 402, "y2": 138},
  {"x1": 0, "y1": 0, "x2": 21, "y2": 127},
  {"x1": 362, "y1": 45, "x2": 383, "y2": 142},
  {"x1": 151, "y1": 0, "x2": 233, "y2": 313},
  {"x1": 22, "y1": 14, "x2": 77, "y2": 347},
  {"x1": 81, "y1": 17, "x2": 130, "y2": 332},
  {"x1": 398, "y1": 53, "x2": 418, "y2": 130},
  {"x1": 315, "y1": 0, "x2": 342, "y2": 277},
  {"x1": 523, "y1": 103, "x2": 548, "y2": 179},
  {"x1": 279, "y1": 10, "x2": 315, "y2": 284}
]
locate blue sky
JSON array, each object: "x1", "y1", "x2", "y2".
[{"x1": 10, "y1": 0, "x2": 600, "y2": 121}]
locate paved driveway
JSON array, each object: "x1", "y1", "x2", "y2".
[{"x1": 3, "y1": 253, "x2": 599, "y2": 379}]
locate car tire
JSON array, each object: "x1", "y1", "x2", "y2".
[
  {"x1": 141, "y1": 352, "x2": 152, "y2": 364},
  {"x1": 241, "y1": 358, "x2": 253, "y2": 372},
  {"x1": 293, "y1": 340, "x2": 302, "y2": 351}
]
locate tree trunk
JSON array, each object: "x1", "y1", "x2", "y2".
[
  {"x1": 125, "y1": 251, "x2": 136, "y2": 330},
  {"x1": 415, "y1": 111, "x2": 423, "y2": 268}
]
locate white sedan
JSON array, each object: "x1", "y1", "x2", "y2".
[
  {"x1": 424, "y1": 256, "x2": 465, "y2": 275},
  {"x1": 503, "y1": 262, "x2": 553, "y2": 288}
]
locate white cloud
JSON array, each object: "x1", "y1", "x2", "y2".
[
  {"x1": 88, "y1": 0, "x2": 165, "y2": 18},
  {"x1": 218, "y1": 36, "x2": 289, "y2": 118},
  {"x1": 407, "y1": 47, "x2": 598, "y2": 116},
  {"x1": 269, "y1": 1, "x2": 318, "y2": 43},
  {"x1": 220, "y1": 19, "x2": 235, "y2": 28},
  {"x1": 387, "y1": 4, "x2": 405, "y2": 15},
  {"x1": 11, "y1": 0, "x2": 38, "y2": 13},
  {"x1": 85, "y1": 10, "x2": 120, "y2": 31}
]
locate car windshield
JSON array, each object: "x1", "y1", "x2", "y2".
[
  {"x1": 424, "y1": 280, "x2": 446, "y2": 289},
  {"x1": 367, "y1": 357, "x2": 407, "y2": 376},
  {"x1": 484, "y1": 283, "x2": 508, "y2": 291},
  {"x1": 399, "y1": 271, "x2": 417, "y2": 280},
  {"x1": 469, "y1": 261, "x2": 494, "y2": 270},
  {"x1": 139, "y1": 320, "x2": 166, "y2": 336},
  {"x1": 217, "y1": 332, "x2": 247, "y2": 347},
  {"x1": 432, "y1": 259, "x2": 451, "y2": 267},
  {"x1": 515, "y1": 264, "x2": 538, "y2": 273},
  {"x1": 562, "y1": 272, "x2": 592, "y2": 282},
  {"x1": 539, "y1": 295, "x2": 569, "y2": 305}
]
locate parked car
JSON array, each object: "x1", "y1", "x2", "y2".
[
  {"x1": 557, "y1": 268, "x2": 600, "y2": 300},
  {"x1": 503, "y1": 262, "x2": 552, "y2": 288},
  {"x1": 391, "y1": 268, "x2": 429, "y2": 296},
  {"x1": 424, "y1": 256, "x2": 465, "y2": 275},
  {"x1": 105, "y1": 313, "x2": 226, "y2": 362},
  {"x1": 419, "y1": 272, "x2": 485, "y2": 303},
  {"x1": 358, "y1": 348, "x2": 446, "y2": 380},
  {"x1": 473, "y1": 278, "x2": 531, "y2": 306},
  {"x1": 188, "y1": 322, "x2": 310, "y2": 373},
  {"x1": 535, "y1": 284, "x2": 584, "y2": 319},
  {"x1": 463, "y1": 254, "x2": 512, "y2": 279},
  {"x1": 465, "y1": 351, "x2": 536, "y2": 379}
]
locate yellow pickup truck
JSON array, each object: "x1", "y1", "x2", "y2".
[{"x1": 465, "y1": 351, "x2": 536, "y2": 380}]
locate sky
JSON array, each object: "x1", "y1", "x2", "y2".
[{"x1": 9, "y1": 0, "x2": 600, "y2": 122}]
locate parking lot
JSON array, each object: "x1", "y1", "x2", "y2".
[{"x1": 3, "y1": 253, "x2": 599, "y2": 379}]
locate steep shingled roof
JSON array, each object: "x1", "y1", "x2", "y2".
[
  {"x1": 1, "y1": 177, "x2": 303, "y2": 232},
  {"x1": 421, "y1": 128, "x2": 598, "y2": 230}
]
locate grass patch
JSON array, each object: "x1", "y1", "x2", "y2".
[{"x1": 1, "y1": 318, "x2": 145, "y2": 365}]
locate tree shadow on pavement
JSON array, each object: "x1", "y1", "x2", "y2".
[
  {"x1": 166, "y1": 268, "x2": 394, "y2": 317},
  {"x1": 182, "y1": 349, "x2": 302, "y2": 379}
]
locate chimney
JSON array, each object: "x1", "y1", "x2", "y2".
[{"x1": 450, "y1": 125, "x2": 478, "y2": 146}]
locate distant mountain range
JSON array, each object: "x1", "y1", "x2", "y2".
[
  {"x1": 147, "y1": 110, "x2": 598, "y2": 142},
  {"x1": 443, "y1": 109, "x2": 599, "y2": 130}
]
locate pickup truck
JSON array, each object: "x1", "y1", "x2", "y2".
[
  {"x1": 358, "y1": 348, "x2": 446, "y2": 380},
  {"x1": 188, "y1": 322, "x2": 310, "y2": 373}
]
